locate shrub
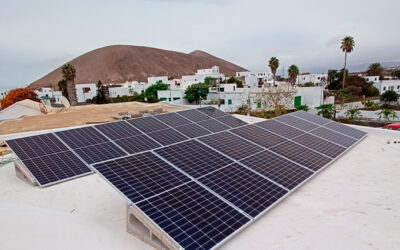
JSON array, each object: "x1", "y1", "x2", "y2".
[
  {"x1": 1, "y1": 88, "x2": 41, "y2": 109},
  {"x1": 347, "y1": 85, "x2": 362, "y2": 95},
  {"x1": 380, "y1": 90, "x2": 399, "y2": 102},
  {"x1": 316, "y1": 104, "x2": 335, "y2": 119},
  {"x1": 296, "y1": 105, "x2": 309, "y2": 111},
  {"x1": 184, "y1": 83, "x2": 209, "y2": 104},
  {"x1": 365, "y1": 85, "x2": 380, "y2": 97}
]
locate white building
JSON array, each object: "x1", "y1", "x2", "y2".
[
  {"x1": 237, "y1": 71, "x2": 274, "y2": 87},
  {"x1": 296, "y1": 73, "x2": 328, "y2": 85},
  {"x1": 75, "y1": 83, "x2": 97, "y2": 103},
  {"x1": 361, "y1": 75, "x2": 380, "y2": 83},
  {"x1": 373, "y1": 80, "x2": 400, "y2": 94},
  {"x1": 35, "y1": 88, "x2": 63, "y2": 105},
  {"x1": 181, "y1": 66, "x2": 225, "y2": 89},
  {"x1": 195, "y1": 65, "x2": 220, "y2": 76},
  {"x1": 147, "y1": 76, "x2": 168, "y2": 85}
]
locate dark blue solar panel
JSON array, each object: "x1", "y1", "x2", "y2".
[
  {"x1": 231, "y1": 125, "x2": 287, "y2": 148},
  {"x1": 155, "y1": 140, "x2": 233, "y2": 178},
  {"x1": 324, "y1": 121, "x2": 367, "y2": 139},
  {"x1": 154, "y1": 112, "x2": 192, "y2": 127},
  {"x1": 177, "y1": 109, "x2": 210, "y2": 122},
  {"x1": 240, "y1": 150, "x2": 314, "y2": 190},
  {"x1": 293, "y1": 133, "x2": 346, "y2": 158},
  {"x1": 93, "y1": 152, "x2": 191, "y2": 203},
  {"x1": 56, "y1": 127, "x2": 109, "y2": 149},
  {"x1": 269, "y1": 141, "x2": 331, "y2": 171},
  {"x1": 310, "y1": 127, "x2": 357, "y2": 148},
  {"x1": 74, "y1": 142, "x2": 126, "y2": 164},
  {"x1": 95, "y1": 121, "x2": 142, "y2": 140},
  {"x1": 255, "y1": 119, "x2": 304, "y2": 139},
  {"x1": 274, "y1": 114, "x2": 319, "y2": 131},
  {"x1": 115, "y1": 134, "x2": 161, "y2": 154},
  {"x1": 22, "y1": 151, "x2": 91, "y2": 186},
  {"x1": 198, "y1": 163, "x2": 288, "y2": 217},
  {"x1": 216, "y1": 115, "x2": 248, "y2": 128},
  {"x1": 197, "y1": 119, "x2": 230, "y2": 133},
  {"x1": 147, "y1": 128, "x2": 188, "y2": 146},
  {"x1": 290, "y1": 111, "x2": 331, "y2": 125},
  {"x1": 197, "y1": 106, "x2": 227, "y2": 118},
  {"x1": 6, "y1": 133, "x2": 68, "y2": 160},
  {"x1": 126, "y1": 116, "x2": 169, "y2": 133},
  {"x1": 198, "y1": 132, "x2": 263, "y2": 160},
  {"x1": 136, "y1": 181, "x2": 250, "y2": 250},
  {"x1": 174, "y1": 123, "x2": 212, "y2": 138}
]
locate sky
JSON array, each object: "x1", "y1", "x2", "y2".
[{"x1": 1, "y1": 0, "x2": 399, "y2": 90}]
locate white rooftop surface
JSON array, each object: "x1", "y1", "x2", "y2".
[{"x1": 1, "y1": 115, "x2": 400, "y2": 250}]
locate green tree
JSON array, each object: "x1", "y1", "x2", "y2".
[
  {"x1": 226, "y1": 77, "x2": 243, "y2": 88},
  {"x1": 345, "y1": 108, "x2": 362, "y2": 121},
  {"x1": 57, "y1": 79, "x2": 68, "y2": 100},
  {"x1": 380, "y1": 90, "x2": 399, "y2": 103},
  {"x1": 288, "y1": 64, "x2": 299, "y2": 85},
  {"x1": 316, "y1": 104, "x2": 335, "y2": 119},
  {"x1": 93, "y1": 80, "x2": 107, "y2": 104},
  {"x1": 367, "y1": 63, "x2": 384, "y2": 79},
  {"x1": 61, "y1": 63, "x2": 77, "y2": 105},
  {"x1": 377, "y1": 109, "x2": 398, "y2": 122},
  {"x1": 268, "y1": 57, "x2": 279, "y2": 87},
  {"x1": 184, "y1": 83, "x2": 209, "y2": 104},
  {"x1": 327, "y1": 68, "x2": 348, "y2": 90},
  {"x1": 340, "y1": 36, "x2": 355, "y2": 88},
  {"x1": 145, "y1": 80, "x2": 169, "y2": 103},
  {"x1": 363, "y1": 98, "x2": 379, "y2": 110},
  {"x1": 204, "y1": 77, "x2": 217, "y2": 87}
]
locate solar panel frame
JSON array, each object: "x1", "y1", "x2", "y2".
[
  {"x1": 198, "y1": 131, "x2": 264, "y2": 160},
  {"x1": 324, "y1": 121, "x2": 367, "y2": 139},
  {"x1": 94, "y1": 120, "x2": 142, "y2": 140},
  {"x1": 309, "y1": 126, "x2": 357, "y2": 148},
  {"x1": 293, "y1": 133, "x2": 347, "y2": 158}
]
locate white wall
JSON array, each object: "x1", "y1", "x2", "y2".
[
  {"x1": 76, "y1": 83, "x2": 97, "y2": 103},
  {"x1": 374, "y1": 80, "x2": 400, "y2": 94},
  {"x1": 364, "y1": 75, "x2": 380, "y2": 83},
  {"x1": 0, "y1": 103, "x2": 42, "y2": 121},
  {"x1": 296, "y1": 74, "x2": 327, "y2": 85},
  {"x1": 147, "y1": 76, "x2": 168, "y2": 84},
  {"x1": 157, "y1": 90, "x2": 184, "y2": 101},
  {"x1": 35, "y1": 88, "x2": 63, "y2": 104}
]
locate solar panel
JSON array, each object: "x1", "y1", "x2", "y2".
[
  {"x1": 197, "y1": 106, "x2": 227, "y2": 118},
  {"x1": 92, "y1": 152, "x2": 191, "y2": 203},
  {"x1": 177, "y1": 109, "x2": 210, "y2": 122},
  {"x1": 275, "y1": 114, "x2": 319, "y2": 131},
  {"x1": 95, "y1": 121, "x2": 142, "y2": 140},
  {"x1": 216, "y1": 115, "x2": 248, "y2": 128},
  {"x1": 324, "y1": 121, "x2": 367, "y2": 139},
  {"x1": 174, "y1": 123, "x2": 212, "y2": 138},
  {"x1": 290, "y1": 111, "x2": 331, "y2": 125},
  {"x1": 240, "y1": 150, "x2": 314, "y2": 190},
  {"x1": 155, "y1": 140, "x2": 233, "y2": 178},
  {"x1": 198, "y1": 132, "x2": 263, "y2": 160},
  {"x1": 6, "y1": 133, "x2": 68, "y2": 160},
  {"x1": 126, "y1": 116, "x2": 169, "y2": 133},
  {"x1": 136, "y1": 181, "x2": 250, "y2": 250},
  {"x1": 256, "y1": 119, "x2": 304, "y2": 139},
  {"x1": 198, "y1": 163, "x2": 288, "y2": 217},
  {"x1": 197, "y1": 118, "x2": 230, "y2": 133},
  {"x1": 115, "y1": 134, "x2": 160, "y2": 154},
  {"x1": 21, "y1": 151, "x2": 91, "y2": 187},
  {"x1": 269, "y1": 141, "x2": 332, "y2": 171},
  {"x1": 74, "y1": 142, "x2": 126, "y2": 164},
  {"x1": 154, "y1": 112, "x2": 192, "y2": 127},
  {"x1": 310, "y1": 127, "x2": 357, "y2": 148},
  {"x1": 293, "y1": 133, "x2": 346, "y2": 158},
  {"x1": 56, "y1": 127, "x2": 109, "y2": 149},
  {"x1": 231, "y1": 125, "x2": 287, "y2": 148},
  {"x1": 147, "y1": 128, "x2": 188, "y2": 146}
]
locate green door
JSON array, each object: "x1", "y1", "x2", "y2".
[{"x1": 294, "y1": 96, "x2": 301, "y2": 108}]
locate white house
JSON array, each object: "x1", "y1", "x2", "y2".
[
  {"x1": 373, "y1": 80, "x2": 400, "y2": 94},
  {"x1": 75, "y1": 83, "x2": 97, "y2": 103},
  {"x1": 147, "y1": 76, "x2": 168, "y2": 85},
  {"x1": 296, "y1": 73, "x2": 328, "y2": 85},
  {"x1": 35, "y1": 88, "x2": 63, "y2": 105},
  {"x1": 238, "y1": 72, "x2": 274, "y2": 87},
  {"x1": 361, "y1": 75, "x2": 380, "y2": 83},
  {"x1": 181, "y1": 66, "x2": 225, "y2": 89}
]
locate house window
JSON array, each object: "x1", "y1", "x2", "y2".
[
  {"x1": 228, "y1": 99, "x2": 232, "y2": 105},
  {"x1": 383, "y1": 87, "x2": 386, "y2": 91},
  {"x1": 160, "y1": 97, "x2": 167, "y2": 101},
  {"x1": 83, "y1": 87, "x2": 91, "y2": 93},
  {"x1": 257, "y1": 102, "x2": 261, "y2": 108},
  {"x1": 233, "y1": 86, "x2": 236, "y2": 91},
  {"x1": 397, "y1": 85, "x2": 400, "y2": 89}
]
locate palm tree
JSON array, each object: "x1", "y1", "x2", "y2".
[
  {"x1": 340, "y1": 36, "x2": 355, "y2": 88},
  {"x1": 377, "y1": 109, "x2": 398, "y2": 123},
  {"x1": 345, "y1": 108, "x2": 362, "y2": 122},
  {"x1": 287, "y1": 64, "x2": 299, "y2": 85},
  {"x1": 61, "y1": 63, "x2": 77, "y2": 106},
  {"x1": 268, "y1": 57, "x2": 279, "y2": 87},
  {"x1": 367, "y1": 63, "x2": 383, "y2": 78}
]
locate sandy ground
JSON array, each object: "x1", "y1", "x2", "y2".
[
  {"x1": 0, "y1": 102, "x2": 183, "y2": 135},
  {"x1": 0, "y1": 116, "x2": 399, "y2": 250}
]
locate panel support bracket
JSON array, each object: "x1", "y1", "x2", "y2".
[
  {"x1": 13, "y1": 159, "x2": 38, "y2": 187},
  {"x1": 126, "y1": 204, "x2": 180, "y2": 250}
]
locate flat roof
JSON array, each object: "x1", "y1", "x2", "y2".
[{"x1": 1, "y1": 115, "x2": 400, "y2": 250}]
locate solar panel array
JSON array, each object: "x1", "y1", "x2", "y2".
[{"x1": 6, "y1": 107, "x2": 367, "y2": 249}]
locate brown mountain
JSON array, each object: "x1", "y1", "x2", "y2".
[{"x1": 29, "y1": 45, "x2": 247, "y2": 89}]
